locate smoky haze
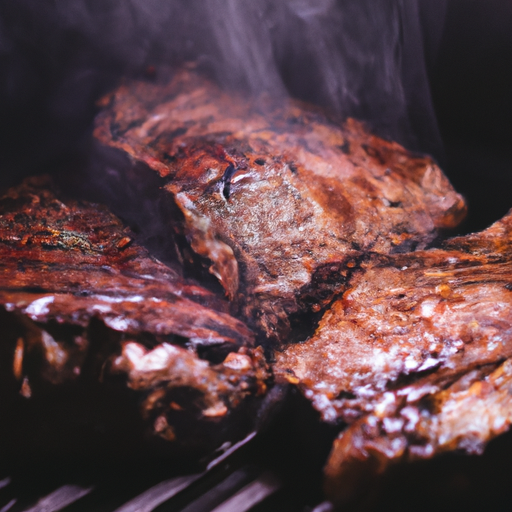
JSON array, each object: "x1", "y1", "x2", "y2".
[
  {"x1": 0, "y1": 0, "x2": 444, "y2": 186},
  {"x1": 201, "y1": 0, "x2": 425, "y2": 148}
]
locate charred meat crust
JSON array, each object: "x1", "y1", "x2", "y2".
[{"x1": 94, "y1": 68, "x2": 466, "y2": 342}]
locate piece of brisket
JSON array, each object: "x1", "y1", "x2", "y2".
[
  {"x1": 0, "y1": 177, "x2": 268, "y2": 462},
  {"x1": 275, "y1": 210, "x2": 512, "y2": 506},
  {"x1": 94, "y1": 67, "x2": 466, "y2": 341}
]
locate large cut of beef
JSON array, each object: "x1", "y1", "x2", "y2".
[
  {"x1": 275, "y1": 209, "x2": 512, "y2": 506},
  {"x1": 94, "y1": 67, "x2": 466, "y2": 341},
  {"x1": 0, "y1": 177, "x2": 268, "y2": 462}
]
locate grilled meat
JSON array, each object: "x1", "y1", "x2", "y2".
[
  {"x1": 94, "y1": 67, "x2": 465, "y2": 341},
  {"x1": 275, "y1": 210, "x2": 512, "y2": 506},
  {"x1": 0, "y1": 177, "x2": 268, "y2": 460}
]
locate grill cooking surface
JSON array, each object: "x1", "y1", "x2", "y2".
[{"x1": 0, "y1": 432, "x2": 331, "y2": 512}]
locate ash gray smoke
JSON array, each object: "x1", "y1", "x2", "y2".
[
  {"x1": 201, "y1": 0, "x2": 443, "y2": 154},
  {"x1": 0, "y1": 0, "x2": 446, "y2": 188}
]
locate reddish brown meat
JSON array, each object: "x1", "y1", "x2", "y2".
[
  {"x1": 275, "y1": 211, "x2": 512, "y2": 506},
  {"x1": 94, "y1": 67, "x2": 465, "y2": 340},
  {"x1": 0, "y1": 177, "x2": 267, "y2": 458},
  {"x1": 0, "y1": 177, "x2": 250, "y2": 343}
]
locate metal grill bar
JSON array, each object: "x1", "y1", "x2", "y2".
[
  {"x1": 21, "y1": 485, "x2": 93, "y2": 512},
  {"x1": 312, "y1": 501, "x2": 334, "y2": 512},
  {"x1": 206, "y1": 432, "x2": 257, "y2": 471},
  {"x1": 0, "y1": 499, "x2": 16, "y2": 512},
  {"x1": 209, "y1": 472, "x2": 281, "y2": 512},
  {"x1": 178, "y1": 467, "x2": 257, "y2": 512},
  {"x1": 113, "y1": 474, "x2": 202, "y2": 512}
]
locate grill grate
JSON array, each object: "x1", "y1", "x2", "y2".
[{"x1": 0, "y1": 431, "x2": 330, "y2": 512}]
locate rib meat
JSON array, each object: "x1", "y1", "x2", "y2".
[
  {"x1": 94, "y1": 67, "x2": 465, "y2": 341},
  {"x1": 275, "y1": 210, "x2": 512, "y2": 506},
  {"x1": 0, "y1": 177, "x2": 268, "y2": 460}
]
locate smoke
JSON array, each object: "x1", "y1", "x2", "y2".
[
  {"x1": 167, "y1": 0, "x2": 443, "y2": 154},
  {"x1": 0, "y1": 0, "x2": 445, "y2": 188}
]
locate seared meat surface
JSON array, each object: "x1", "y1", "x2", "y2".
[
  {"x1": 0, "y1": 176, "x2": 253, "y2": 349},
  {"x1": 275, "y1": 210, "x2": 512, "y2": 505},
  {"x1": 94, "y1": 68, "x2": 465, "y2": 341},
  {"x1": 0, "y1": 177, "x2": 268, "y2": 459}
]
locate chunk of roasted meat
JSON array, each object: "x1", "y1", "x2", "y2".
[
  {"x1": 275, "y1": 210, "x2": 512, "y2": 506},
  {"x1": 0, "y1": 177, "x2": 268, "y2": 461},
  {"x1": 94, "y1": 67, "x2": 465, "y2": 341}
]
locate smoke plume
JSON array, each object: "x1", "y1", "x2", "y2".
[{"x1": 0, "y1": 0, "x2": 445, "y2": 187}]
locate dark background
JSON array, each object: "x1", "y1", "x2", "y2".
[{"x1": 429, "y1": 0, "x2": 512, "y2": 232}]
